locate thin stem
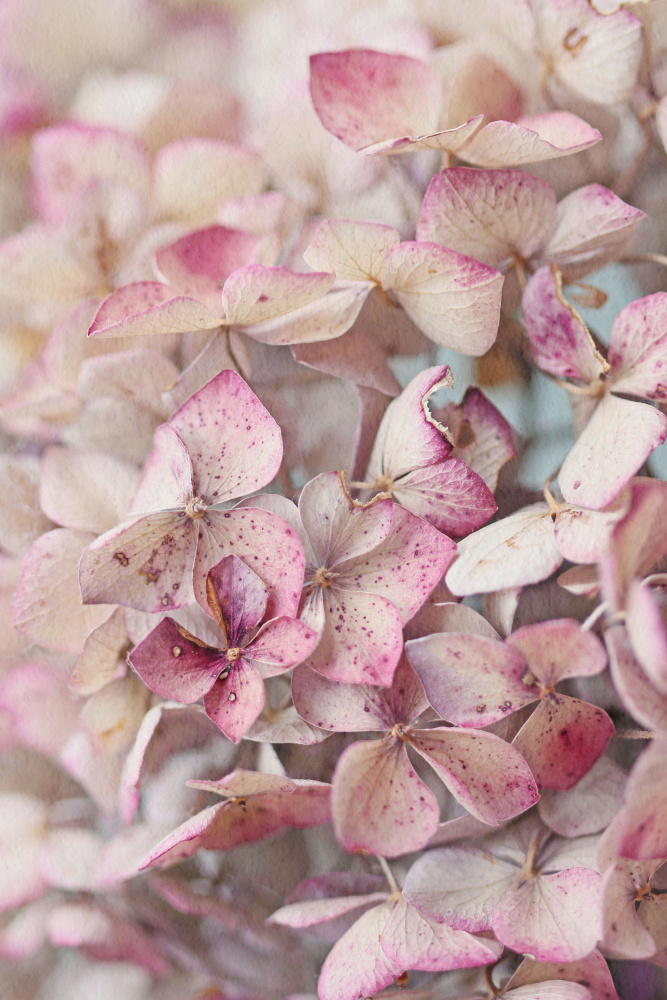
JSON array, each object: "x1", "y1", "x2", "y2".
[
  {"x1": 377, "y1": 856, "x2": 401, "y2": 896},
  {"x1": 581, "y1": 602, "x2": 607, "y2": 632},
  {"x1": 484, "y1": 957, "x2": 504, "y2": 998},
  {"x1": 513, "y1": 255, "x2": 527, "y2": 290},
  {"x1": 521, "y1": 829, "x2": 544, "y2": 880},
  {"x1": 620, "y1": 252, "x2": 667, "y2": 270},
  {"x1": 617, "y1": 729, "x2": 658, "y2": 740}
]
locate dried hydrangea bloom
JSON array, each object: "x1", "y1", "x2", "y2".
[
  {"x1": 406, "y1": 618, "x2": 613, "y2": 790},
  {"x1": 297, "y1": 471, "x2": 456, "y2": 685},
  {"x1": 523, "y1": 271, "x2": 667, "y2": 509},
  {"x1": 292, "y1": 656, "x2": 539, "y2": 854},
  {"x1": 79, "y1": 369, "x2": 305, "y2": 615},
  {"x1": 129, "y1": 555, "x2": 318, "y2": 742},
  {"x1": 270, "y1": 868, "x2": 503, "y2": 1000},
  {"x1": 403, "y1": 815, "x2": 603, "y2": 962},
  {"x1": 303, "y1": 218, "x2": 504, "y2": 355}
]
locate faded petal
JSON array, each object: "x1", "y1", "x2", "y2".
[
  {"x1": 222, "y1": 265, "x2": 334, "y2": 326},
  {"x1": 89, "y1": 281, "x2": 219, "y2": 338},
  {"x1": 607, "y1": 292, "x2": 667, "y2": 401},
  {"x1": 506, "y1": 618, "x2": 607, "y2": 686},
  {"x1": 332, "y1": 737, "x2": 440, "y2": 858},
  {"x1": 299, "y1": 471, "x2": 393, "y2": 568},
  {"x1": 304, "y1": 219, "x2": 400, "y2": 283},
  {"x1": 380, "y1": 896, "x2": 502, "y2": 971},
  {"x1": 381, "y1": 242, "x2": 503, "y2": 355},
  {"x1": 458, "y1": 113, "x2": 601, "y2": 169},
  {"x1": 318, "y1": 903, "x2": 400, "y2": 1000}
]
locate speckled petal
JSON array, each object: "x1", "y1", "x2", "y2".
[{"x1": 128, "y1": 617, "x2": 222, "y2": 703}]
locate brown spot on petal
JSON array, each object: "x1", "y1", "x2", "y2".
[{"x1": 114, "y1": 552, "x2": 129, "y2": 566}]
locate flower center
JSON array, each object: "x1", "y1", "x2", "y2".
[
  {"x1": 313, "y1": 566, "x2": 336, "y2": 589},
  {"x1": 185, "y1": 496, "x2": 208, "y2": 519},
  {"x1": 227, "y1": 647, "x2": 241, "y2": 662},
  {"x1": 372, "y1": 472, "x2": 395, "y2": 492}
]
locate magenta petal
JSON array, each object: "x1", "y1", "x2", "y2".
[
  {"x1": 506, "y1": 618, "x2": 607, "y2": 686},
  {"x1": 245, "y1": 617, "x2": 319, "y2": 676},
  {"x1": 332, "y1": 737, "x2": 440, "y2": 858},
  {"x1": 207, "y1": 554, "x2": 268, "y2": 643},
  {"x1": 406, "y1": 631, "x2": 535, "y2": 728},
  {"x1": 336, "y1": 503, "x2": 456, "y2": 623},
  {"x1": 204, "y1": 659, "x2": 265, "y2": 742},
  {"x1": 129, "y1": 617, "x2": 222, "y2": 702},
  {"x1": 309, "y1": 50, "x2": 440, "y2": 152},
  {"x1": 522, "y1": 267, "x2": 607, "y2": 382},
  {"x1": 513, "y1": 696, "x2": 614, "y2": 791},
  {"x1": 380, "y1": 896, "x2": 502, "y2": 972},
  {"x1": 317, "y1": 903, "x2": 400, "y2": 1000},
  {"x1": 492, "y1": 868, "x2": 602, "y2": 963},
  {"x1": 410, "y1": 728, "x2": 539, "y2": 825}
]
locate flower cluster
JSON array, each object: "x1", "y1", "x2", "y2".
[{"x1": 2, "y1": 1, "x2": 667, "y2": 999}]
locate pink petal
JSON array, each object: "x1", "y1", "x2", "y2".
[
  {"x1": 245, "y1": 616, "x2": 319, "y2": 676},
  {"x1": 168, "y1": 369, "x2": 283, "y2": 504},
  {"x1": 493, "y1": 868, "x2": 602, "y2": 963},
  {"x1": 513, "y1": 695, "x2": 614, "y2": 791},
  {"x1": 332, "y1": 737, "x2": 440, "y2": 857},
  {"x1": 410, "y1": 727, "x2": 539, "y2": 825},
  {"x1": 292, "y1": 655, "x2": 428, "y2": 732},
  {"x1": 336, "y1": 503, "x2": 456, "y2": 623},
  {"x1": 380, "y1": 896, "x2": 502, "y2": 971},
  {"x1": 607, "y1": 292, "x2": 667, "y2": 401},
  {"x1": 317, "y1": 903, "x2": 400, "y2": 1000},
  {"x1": 71, "y1": 606, "x2": 129, "y2": 696},
  {"x1": 301, "y1": 584, "x2": 404, "y2": 686},
  {"x1": 128, "y1": 425, "x2": 193, "y2": 515},
  {"x1": 617, "y1": 737, "x2": 667, "y2": 860},
  {"x1": 458, "y1": 112, "x2": 601, "y2": 168},
  {"x1": 521, "y1": 266, "x2": 608, "y2": 382},
  {"x1": 207, "y1": 554, "x2": 268, "y2": 643},
  {"x1": 195, "y1": 507, "x2": 306, "y2": 620},
  {"x1": 392, "y1": 460, "x2": 497, "y2": 536},
  {"x1": 309, "y1": 49, "x2": 440, "y2": 152},
  {"x1": 606, "y1": 624, "x2": 667, "y2": 732},
  {"x1": 304, "y1": 219, "x2": 400, "y2": 282},
  {"x1": 404, "y1": 600, "x2": 501, "y2": 642},
  {"x1": 442, "y1": 386, "x2": 517, "y2": 492},
  {"x1": 129, "y1": 617, "x2": 222, "y2": 702},
  {"x1": 542, "y1": 185, "x2": 645, "y2": 276},
  {"x1": 204, "y1": 658, "x2": 265, "y2": 742},
  {"x1": 406, "y1": 632, "x2": 536, "y2": 727},
  {"x1": 402, "y1": 845, "x2": 516, "y2": 931},
  {"x1": 558, "y1": 393, "x2": 667, "y2": 510},
  {"x1": 599, "y1": 862, "x2": 656, "y2": 959},
  {"x1": 365, "y1": 365, "x2": 453, "y2": 481},
  {"x1": 241, "y1": 281, "x2": 370, "y2": 346},
  {"x1": 603, "y1": 478, "x2": 667, "y2": 603},
  {"x1": 88, "y1": 281, "x2": 219, "y2": 338},
  {"x1": 222, "y1": 265, "x2": 334, "y2": 326},
  {"x1": 270, "y1": 891, "x2": 388, "y2": 931},
  {"x1": 361, "y1": 117, "x2": 485, "y2": 156},
  {"x1": 381, "y1": 242, "x2": 504, "y2": 355},
  {"x1": 154, "y1": 226, "x2": 264, "y2": 312},
  {"x1": 506, "y1": 618, "x2": 607, "y2": 686},
  {"x1": 445, "y1": 503, "x2": 561, "y2": 595},
  {"x1": 13, "y1": 528, "x2": 114, "y2": 652},
  {"x1": 417, "y1": 167, "x2": 556, "y2": 270},
  {"x1": 79, "y1": 511, "x2": 197, "y2": 613}
]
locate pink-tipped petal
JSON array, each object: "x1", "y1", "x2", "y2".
[
  {"x1": 304, "y1": 219, "x2": 400, "y2": 282},
  {"x1": 458, "y1": 113, "x2": 601, "y2": 169},
  {"x1": 418, "y1": 167, "x2": 556, "y2": 270},
  {"x1": 332, "y1": 737, "x2": 440, "y2": 858},
  {"x1": 381, "y1": 242, "x2": 504, "y2": 355},
  {"x1": 245, "y1": 617, "x2": 319, "y2": 676},
  {"x1": 222, "y1": 265, "x2": 334, "y2": 326},
  {"x1": 317, "y1": 903, "x2": 400, "y2": 1000},
  {"x1": 88, "y1": 281, "x2": 219, "y2": 338},
  {"x1": 411, "y1": 727, "x2": 539, "y2": 825},
  {"x1": 506, "y1": 618, "x2": 607, "y2": 686},
  {"x1": 607, "y1": 292, "x2": 667, "y2": 401}
]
